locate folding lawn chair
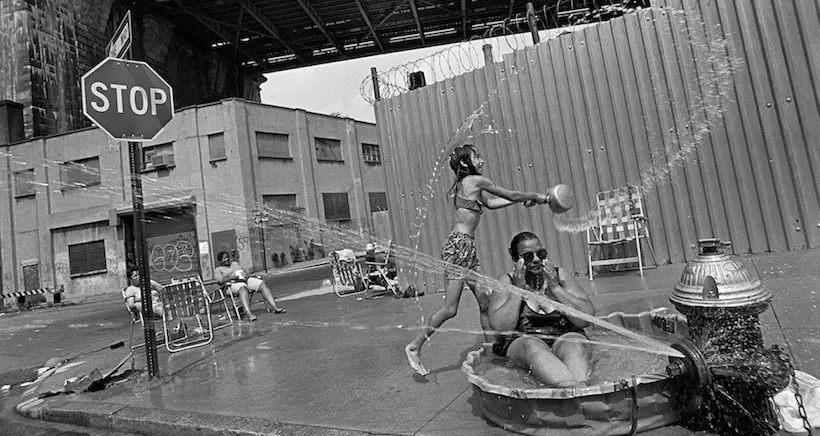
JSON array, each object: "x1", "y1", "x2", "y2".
[
  {"x1": 587, "y1": 185, "x2": 657, "y2": 279},
  {"x1": 330, "y1": 250, "x2": 368, "y2": 298},
  {"x1": 159, "y1": 278, "x2": 215, "y2": 352},
  {"x1": 364, "y1": 240, "x2": 399, "y2": 297}
]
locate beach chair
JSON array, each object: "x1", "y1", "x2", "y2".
[
  {"x1": 122, "y1": 288, "x2": 167, "y2": 351},
  {"x1": 122, "y1": 289, "x2": 144, "y2": 351},
  {"x1": 172, "y1": 276, "x2": 233, "y2": 331},
  {"x1": 217, "y1": 274, "x2": 272, "y2": 320},
  {"x1": 587, "y1": 185, "x2": 657, "y2": 279},
  {"x1": 364, "y1": 240, "x2": 399, "y2": 296},
  {"x1": 159, "y1": 277, "x2": 214, "y2": 353},
  {"x1": 330, "y1": 250, "x2": 369, "y2": 298}
]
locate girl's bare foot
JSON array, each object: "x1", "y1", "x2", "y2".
[{"x1": 405, "y1": 344, "x2": 428, "y2": 376}]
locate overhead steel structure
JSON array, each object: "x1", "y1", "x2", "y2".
[{"x1": 142, "y1": 0, "x2": 643, "y2": 73}]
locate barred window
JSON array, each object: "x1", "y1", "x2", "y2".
[
  {"x1": 322, "y1": 193, "x2": 350, "y2": 222},
  {"x1": 362, "y1": 143, "x2": 381, "y2": 164},
  {"x1": 69, "y1": 240, "x2": 106, "y2": 276}
]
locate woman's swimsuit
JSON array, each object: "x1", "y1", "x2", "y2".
[
  {"x1": 440, "y1": 192, "x2": 484, "y2": 280},
  {"x1": 454, "y1": 195, "x2": 483, "y2": 214},
  {"x1": 492, "y1": 270, "x2": 586, "y2": 356}
]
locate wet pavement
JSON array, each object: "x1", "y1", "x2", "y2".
[{"x1": 9, "y1": 249, "x2": 820, "y2": 435}]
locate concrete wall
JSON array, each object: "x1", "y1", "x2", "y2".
[
  {"x1": 0, "y1": 0, "x2": 265, "y2": 140},
  {"x1": 0, "y1": 99, "x2": 386, "y2": 303}
]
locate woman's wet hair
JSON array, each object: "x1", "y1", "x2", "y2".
[
  {"x1": 217, "y1": 251, "x2": 230, "y2": 262},
  {"x1": 448, "y1": 145, "x2": 479, "y2": 204},
  {"x1": 509, "y1": 231, "x2": 540, "y2": 260}
]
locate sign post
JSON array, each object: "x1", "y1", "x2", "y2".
[{"x1": 81, "y1": 56, "x2": 174, "y2": 380}]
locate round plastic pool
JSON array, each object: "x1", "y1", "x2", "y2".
[{"x1": 462, "y1": 309, "x2": 689, "y2": 436}]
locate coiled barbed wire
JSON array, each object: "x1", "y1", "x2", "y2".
[{"x1": 359, "y1": 1, "x2": 649, "y2": 104}]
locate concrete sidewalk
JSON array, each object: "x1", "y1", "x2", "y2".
[{"x1": 15, "y1": 249, "x2": 819, "y2": 436}]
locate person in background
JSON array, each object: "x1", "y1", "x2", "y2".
[
  {"x1": 124, "y1": 266, "x2": 164, "y2": 319},
  {"x1": 213, "y1": 251, "x2": 286, "y2": 321}
]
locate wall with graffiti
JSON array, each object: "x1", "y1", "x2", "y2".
[{"x1": 146, "y1": 231, "x2": 200, "y2": 284}]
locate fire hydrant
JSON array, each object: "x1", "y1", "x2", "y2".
[{"x1": 667, "y1": 238, "x2": 791, "y2": 436}]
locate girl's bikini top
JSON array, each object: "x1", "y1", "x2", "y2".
[{"x1": 454, "y1": 195, "x2": 483, "y2": 214}]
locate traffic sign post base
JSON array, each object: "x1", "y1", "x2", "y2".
[{"x1": 129, "y1": 140, "x2": 160, "y2": 379}]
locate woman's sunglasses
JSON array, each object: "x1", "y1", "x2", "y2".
[{"x1": 520, "y1": 249, "x2": 548, "y2": 264}]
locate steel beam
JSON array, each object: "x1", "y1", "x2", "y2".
[
  {"x1": 353, "y1": 0, "x2": 385, "y2": 52},
  {"x1": 236, "y1": 0, "x2": 309, "y2": 64},
  {"x1": 170, "y1": 0, "x2": 267, "y2": 67},
  {"x1": 294, "y1": 0, "x2": 348, "y2": 58},
  {"x1": 461, "y1": 0, "x2": 467, "y2": 39},
  {"x1": 408, "y1": 0, "x2": 426, "y2": 46}
]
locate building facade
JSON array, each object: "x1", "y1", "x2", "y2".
[{"x1": 0, "y1": 98, "x2": 389, "y2": 304}]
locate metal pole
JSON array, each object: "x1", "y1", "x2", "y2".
[
  {"x1": 482, "y1": 43, "x2": 494, "y2": 66},
  {"x1": 526, "y1": 2, "x2": 540, "y2": 44},
  {"x1": 128, "y1": 141, "x2": 159, "y2": 379},
  {"x1": 370, "y1": 67, "x2": 381, "y2": 101},
  {"x1": 260, "y1": 214, "x2": 267, "y2": 271}
]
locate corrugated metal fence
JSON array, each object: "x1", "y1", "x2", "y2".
[{"x1": 375, "y1": 0, "x2": 820, "y2": 291}]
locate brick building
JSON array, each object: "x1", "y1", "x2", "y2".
[
  {"x1": 0, "y1": 98, "x2": 389, "y2": 304},
  {"x1": 0, "y1": 0, "x2": 264, "y2": 140}
]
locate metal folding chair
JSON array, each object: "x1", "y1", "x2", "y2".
[
  {"x1": 173, "y1": 276, "x2": 233, "y2": 330},
  {"x1": 122, "y1": 288, "x2": 170, "y2": 350},
  {"x1": 159, "y1": 278, "x2": 214, "y2": 352},
  {"x1": 330, "y1": 250, "x2": 368, "y2": 298},
  {"x1": 587, "y1": 185, "x2": 657, "y2": 279}
]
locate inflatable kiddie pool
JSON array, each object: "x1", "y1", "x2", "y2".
[{"x1": 462, "y1": 309, "x2": 689, "y2": 436}]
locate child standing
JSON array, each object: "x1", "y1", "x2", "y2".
[{"x1": 405, "y1": 145, "x2": 550, "y2": 376}]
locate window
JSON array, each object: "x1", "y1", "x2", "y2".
[
  {"x1": 315, "y1": 137, "x2": 343, "y2": 162},
  {"x1": 257, "y1": 132, "x2": 291, "y2": 159},
  {"x1": 60, "y1": 157, "x2": 101, "y2": 190},
  {"x1": 322, "y1": 193, "x2": 351, "y2": 223},
  {"x1": 362, "y1": 143, "x2": 381, "y2": 164},
  {"x1": 263, "y1": 194, "x2": 297, "y2": 211},
  {"x1": 368, "y1": 192, "x2": 388, "y2": 212},
  {"x1": 68, "y1": 240, "x2": 106, "y2": 277},
  {"x1": 209, "y1": 132, "x2": 226, "y2": 161},
  {"x1": 142, "y1": 142, "x2": 175, "y2": 171},
  {"x1": 14, "y1": 169, "x2": 36, "y2": 197}
]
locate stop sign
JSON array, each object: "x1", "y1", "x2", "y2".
[{"x1": 81, "y1": 57, "x2": 174, "y2": 142}]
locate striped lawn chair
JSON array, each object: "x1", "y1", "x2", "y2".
[
  {"x1": 587, "y1": 185, "x2": 657, "y2": 279},
  {"x1": 330, "y1": 250, "x2": 368, "y2": 298},
  {"x1": 159, "y1": 277, "x2": 214, "y2": 352}
]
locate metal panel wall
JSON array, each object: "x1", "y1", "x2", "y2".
[{"x1": 375, "y1": 0, "x2": 820, "y2": 292}]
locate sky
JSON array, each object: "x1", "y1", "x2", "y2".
[{"x1": 259, "y1": 27, "x2": 583, "y2": 123}]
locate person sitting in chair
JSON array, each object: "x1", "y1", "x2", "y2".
[
  {"x1": 488, "y1": 231, "x2": 595, "y2": 387},
  {"x1": 213, "y1": 251, "x2": 286, "y2": 321},
  {"x1": 124, "y1": 266, "x2": 164, "y2": 319}
]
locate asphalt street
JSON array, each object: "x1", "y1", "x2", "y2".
[{"x1": 0, "y1": 262, "x2": 333, "y2": 435}]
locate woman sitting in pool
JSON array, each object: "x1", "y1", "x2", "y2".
[{"x1": 488, "y1": 231, "x2": 595, "y2": 387}]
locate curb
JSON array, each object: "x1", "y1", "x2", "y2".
[{"x1": 16, "y1": 396, "x2": 400, "y2": 436}]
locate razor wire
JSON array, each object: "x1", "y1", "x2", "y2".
[{"x1": 359, "y1": 0, "x2": 649, "y2": 104}]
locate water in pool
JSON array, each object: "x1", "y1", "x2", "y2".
[{"x1": 473, "y1": 330, "x2": 670, "y2": 390}]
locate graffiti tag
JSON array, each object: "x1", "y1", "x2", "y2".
[{"x1": 147, "y1": 232, "x2": 196, "y2": 273}]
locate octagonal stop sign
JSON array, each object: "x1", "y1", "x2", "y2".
[{"x1": 81, "y1": 57, "x2": 174, "y2": 142}]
